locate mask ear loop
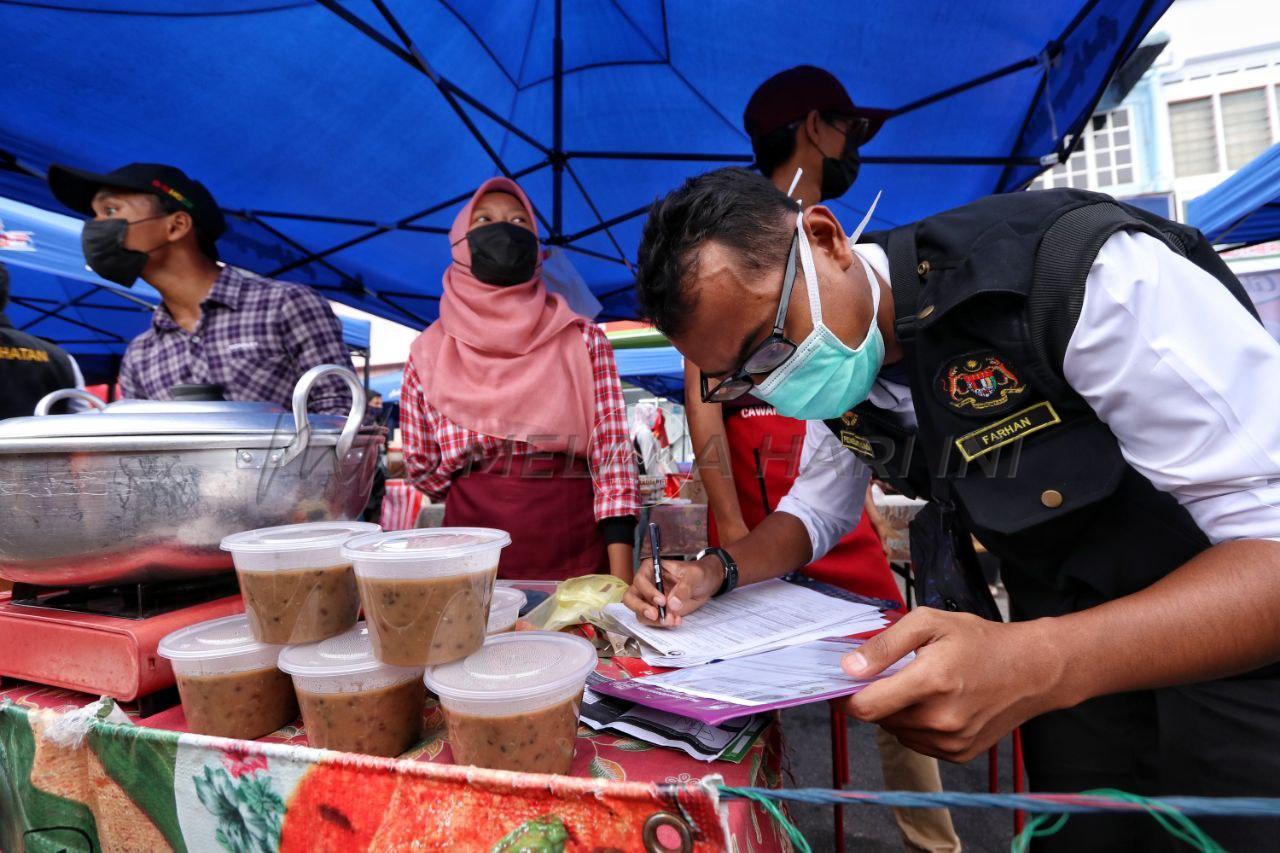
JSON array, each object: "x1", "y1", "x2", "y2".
[{"x1": 796, "y1": 209, "x2": 881, "y2": 338}]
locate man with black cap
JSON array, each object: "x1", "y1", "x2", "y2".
[
  {"x1": 742, "y1": 65, "x2": 892, "y2": 206},
  {"x1": 47, "y1": 163, "x2": 353, "y2": 412},
  {"x1": 0, "y1": 261, "x2": 86, "y2": 418}
]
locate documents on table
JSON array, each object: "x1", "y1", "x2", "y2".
[
  {"x1": 590, "y1": 638, "x2": 914, "y2": 725},
  {"x1": 602, "y1": 578, "x2": 887, "y2": 667}
]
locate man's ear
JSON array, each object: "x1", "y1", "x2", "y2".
[
  {"x1": 800, "y1": 109, "x2": 824, "y2": 149},
  {"x1": 802, "y1": 205, "x2": 854, "y2": 270},
  {"x1": 167, "y1": 210, "x2": 195, "y2": 244}
]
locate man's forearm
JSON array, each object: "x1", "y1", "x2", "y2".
[
  {"x1": 1042, "y1": 539, "x2": 1280, "y2": 709},
  {"x1": 724, "y1": 510, "x2": 814, "y2": 586}
]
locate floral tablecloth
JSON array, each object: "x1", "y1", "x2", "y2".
[{"x1": 0, "y1": 664, "x2": 789, "y2": 853}]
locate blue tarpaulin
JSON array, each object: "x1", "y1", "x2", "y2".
[
  {"x1": 1185, "y1": 142, "x2": 1280, "y2": 247},
  {"x1": 613, "y1": 345, "x2": 684, "y2": 401},
  {"x1": 0, "y1": 185, "x2": 371, "y2": 381},
  {"x1": 0, "y1": 0, "x2": 1168, "y2": 329}
]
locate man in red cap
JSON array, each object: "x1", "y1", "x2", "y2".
[{"x1": 742, "y1": 65, "x2": 892, "y2": 206}]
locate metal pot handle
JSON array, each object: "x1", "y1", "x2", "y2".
[
  {"x1": 280, "y1": 364, "x2": 366, "y2": 466},
  {"x1": 33, "y1": 389, "x2": 108, "y2": 416}
]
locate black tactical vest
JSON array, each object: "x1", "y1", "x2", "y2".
[
  {"x1": 0, "y1": 313, "x2": 79, "y2": 419},
  {"x1": 826, "y1": 189, "x2": 1259, "y2": 620}
]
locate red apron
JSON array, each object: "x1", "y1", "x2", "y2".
[
  {"x1": 443, "y1": 453, "x2": 606, "y2": 581},
  {"x1": 709, "y1": 403, "x2": 905, "y2": 608}
]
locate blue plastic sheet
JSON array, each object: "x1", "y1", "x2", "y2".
[
  {"x1": 0, "y1": 0, "x2": 1167, "y2": 329},
  {"x1": 1185, "y1": 142, "x2": 1280, "y2": 246}
]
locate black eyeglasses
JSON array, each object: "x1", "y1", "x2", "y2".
[{"x1": 700, "y1": 230, "x2": 801, "y2": 403}]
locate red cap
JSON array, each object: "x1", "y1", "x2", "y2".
[{"x1": 742, "y1": 65, "x2": 891, "y2": 146}]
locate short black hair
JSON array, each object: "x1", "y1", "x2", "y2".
[
  {"x1": 0, "y1": 262, "x2": 8, "y2": 312},
  {"x1": 635, "y1": 168, "x2": 798, "y2": 337},
  {"x1": 751, "y1": 110, "x2": 850, "y2": 179}
]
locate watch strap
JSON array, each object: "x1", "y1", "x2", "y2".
[{"x1": 697, "y1": 546, "x2": 739, "y2": 598}]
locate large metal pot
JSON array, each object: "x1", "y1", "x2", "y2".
[{"x1": 0, "y1": 365, "x2": 379, "y2": 586}]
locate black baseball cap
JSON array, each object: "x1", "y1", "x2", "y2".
[
  {"x1": 743, "y1": 65, "x2": 892, "y2": 147},
  {"x1": 47, "y1": 162, "x2": 226, "y2": 260}
]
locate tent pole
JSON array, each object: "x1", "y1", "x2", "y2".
[{"x1": 552, "y1": 0, "x2": 565, "y2": 238}]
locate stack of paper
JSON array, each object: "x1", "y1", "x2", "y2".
[
  {"x1": 578, "y1": 673, "x2": 768, "y2": 763},
  {"x1": 602, "y1": 578, "x2": 887, "y2": 668},
  {"x1": 591, "y1": 638, "x2": 914, "y2": 725}
]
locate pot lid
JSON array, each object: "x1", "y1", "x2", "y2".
[{"x1": 0, "y1": 398, "x2": 349, "y2": 440}]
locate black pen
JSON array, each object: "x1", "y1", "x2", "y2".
[{"x1": 648, "y1": 521, "x2": 667, "y2": 622}]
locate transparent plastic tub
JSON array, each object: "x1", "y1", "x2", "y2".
[
  {"x1": 221, "y1": 520, "x2": 379, "y2": 645},
  {"x1": 425, "y1": 631, "x2": 596, "y2": 775},
  {"x1": 486, "y1": 585, "x2": 528, "y2": 634},
  {"x1": 278, "y1": 623, "x2": 425, "y2": 757},
  {"x1": 343, "y1": 528, "x2": 510, "y2": 666},
  {"x1": 157, "y1": 614, "x2": 297, "y2": 739}
]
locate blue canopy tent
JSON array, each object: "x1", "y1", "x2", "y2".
[
  {"x1": 614, "y1": 345, "x2": 684, "y2": 401},
  {"x1": 0, "y1": 0, "x2": 1168, "y2": 329},
  {"x1": 0, "y1": 186, "x2": 372, "y2": 384},
  {"x1": 1185, "y1": 141, "x2": 1280, "y2": 247}
]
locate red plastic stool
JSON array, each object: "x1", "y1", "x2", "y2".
[{"x1": 829, "y1": 702, "x2": 1026, "y2": 852}]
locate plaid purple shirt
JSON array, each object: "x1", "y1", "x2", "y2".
[{"x1": 118, "y1": 266, "x2": 354, "y2": 413}]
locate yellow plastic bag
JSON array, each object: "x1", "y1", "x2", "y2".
[{"x1": 524, "y1": 575, "x2": 628, "y2": 631}]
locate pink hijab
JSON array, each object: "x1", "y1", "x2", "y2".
[{"x1": 410, "y1": 177, "x2": 595, "y2": 454}]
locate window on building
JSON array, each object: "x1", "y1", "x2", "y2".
[
  {"x1": 1169, "y1": 97, "x2": 1220, "y2": 177},
  {"x1": 1221, "y1": 87, "x2": 1271, "y2": 169},
  {"x1": 1029, "y1": 108, "x2": 1135, "y2": 191}
]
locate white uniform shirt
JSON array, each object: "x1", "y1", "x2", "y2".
[{"x1": 776, "y1": 231, "x2": 1280, "y2": 561}]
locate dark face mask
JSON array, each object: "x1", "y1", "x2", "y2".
[
  {"x1": 465, "y1": 222, "x2": 539, "y2": 286},
  {"x1": 81, "y1": 215, "x2": 168, "y2": 287},
  {"x1": 818, "y1": 126, "x2": 863, "y2": 202}
]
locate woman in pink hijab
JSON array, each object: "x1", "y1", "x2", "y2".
[{"x1": 400, "y1": 178, "x2": 639, "y2": 581}]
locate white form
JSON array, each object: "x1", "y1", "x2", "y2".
[
  {"x1": 603, "y1": 579, "x2": 885, "y2": 664},
  {"x1": 637, "y1": 638, "x2": 914, "y2": 706}
]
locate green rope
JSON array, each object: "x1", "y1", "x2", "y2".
[
  {"x1": 1011, "y1": 789, "x2": 1227, "y2": 852},
  {"x1": 720, "y1": 785, "x2": 812, "y2": 853}
]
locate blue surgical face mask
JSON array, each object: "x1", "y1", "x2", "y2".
[{"x1": 755, "y1": 199, "x2": 885, "y2": 420}]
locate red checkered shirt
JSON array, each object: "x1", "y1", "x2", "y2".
[{"x1": 401, "y1": 321, "x2": 640, "y2": 523}]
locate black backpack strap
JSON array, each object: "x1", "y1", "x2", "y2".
[{"x1": 885, "y1": 223, "x2": 923, "y2": 346}]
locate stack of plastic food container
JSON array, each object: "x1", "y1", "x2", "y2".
[
  {"x1": 221, "y1": 520, "x2": 379, "y2": 644},
  {"x1": 278, "y1": 623, "x2": 425, "y2": 756},
  {"x1": 486, "y1": 585, "x2": 528, "y2": 634},
  {"x1": 426, "y1": 631, "x2": 597, "y2": 775},
  {"x1": 157, "y1": 614, "x2": 298, "y2": 740},
  {"x1": 341, "y1": 528, "x2": 510, "y2": 666}
]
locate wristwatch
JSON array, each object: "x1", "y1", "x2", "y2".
[{"x1": 696, "y1": 546, "x2": 739, "y2": 598}]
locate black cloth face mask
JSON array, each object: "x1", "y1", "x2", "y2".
[
  {"x1": 818, "y1": 126, "x2": 863, "y2": 202},
  {"x1": 465, "y1": 222, "x2": 539, "y2": 286},
  {"x1": 81, "y1": 215, "x2": 168, "y2": 287}
]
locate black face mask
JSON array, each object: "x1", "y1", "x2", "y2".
[
  {"x1": 465, "y1": 222, "x2": 539, "y2": 286},
  {"x1": 81, "y1": 215, "x2": 167, "y2": 287},
  {"x1": 818, "y1": 127, "x2": 863, "y2": 202}
]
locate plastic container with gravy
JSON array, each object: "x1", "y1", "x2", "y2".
[
  {"x1": 221, "y1": 520, "x2": 379, "y2": 645},
  {"x1": 487, "y1": 585, "x2": 528, "y2": 634},
  {"x1": 158, "y1": 614, "x2": 297, "y2": 740},
  {"x1": 278, "y1": 623, "x2": 425, "y2": 757},
  {"x1": 343, "y1": 528, "x2": 510, "y2": 667},
  {"x1": 425, "y1": 631, "x2": 596, "y2": 775}
]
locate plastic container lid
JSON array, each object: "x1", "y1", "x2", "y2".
[
  {"x1": 424, "y1": 631, "x2": 596, "y2": 714},
  {"x1": 486, "y1": 586, "x2": 528, "y2": 633},
  {"x1": 278, "y1": 622, "x2": 421, "y2": 693},
  {"x1": 157, "y1": 614, "x2": 283, "y2": 674},
  {"x1": 221, "y1": 521, "x2": 380, "y2": 572},
  {"x1": 343, "y1": 528, "x2": 511, "y2": 579}
]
